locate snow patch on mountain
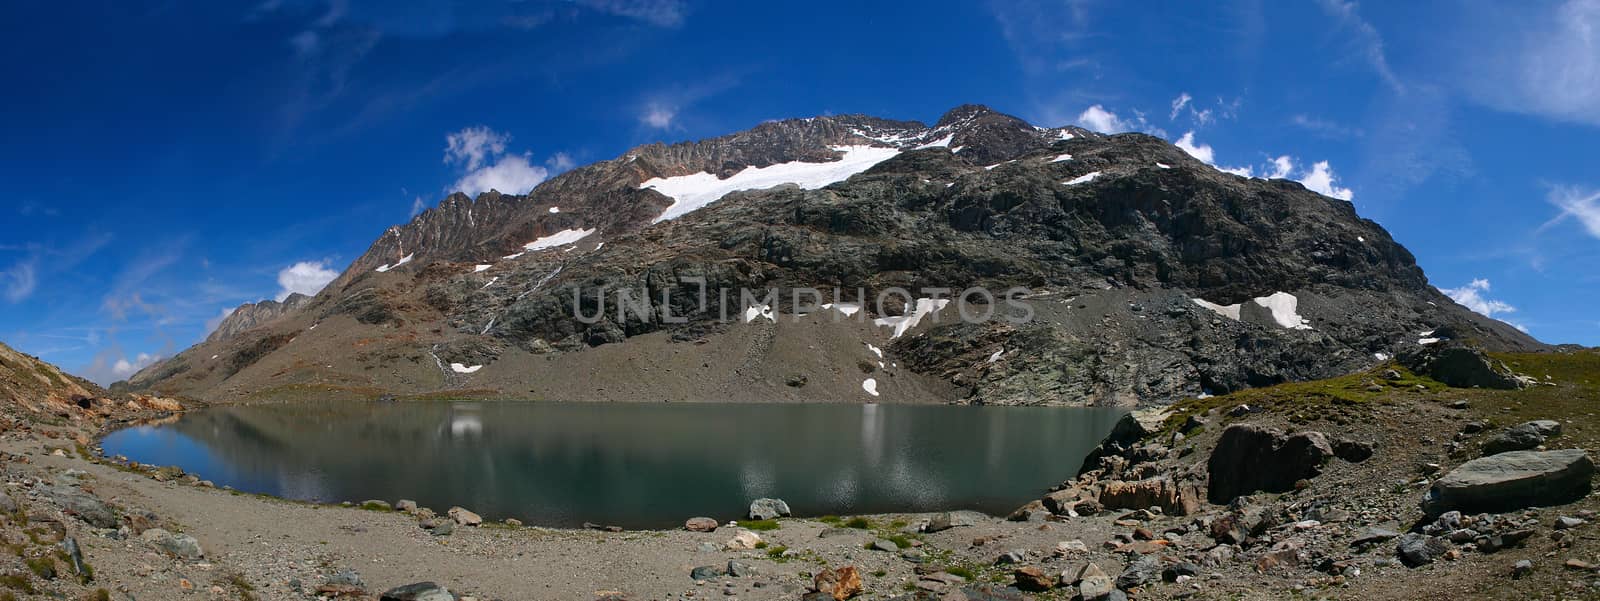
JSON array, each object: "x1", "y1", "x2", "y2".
[
  {"x1": 450, "y1": 363, "x2": 483, "y2": 374},
  {"x1": 1064, "y1": 172, "x2": 1102, "y2": 185},
  {"x1": 523, "y1": 228, "x2": 596, "y2": 251},
  {"x1": 1192, "y1": 292, "x2": 1313, "y2": 330},
  {"x1": 874, "y1": 298, "x2": 952, "y2": 339},
  {"x1": 374, "y1": 253, "x2": 413, "y2": 273},
  {"x1": 642, "y1": 145, "x2": 901, "y2": 222}
]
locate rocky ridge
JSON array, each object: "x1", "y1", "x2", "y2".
[{"x1": 125, "y1": 104, "x2": 1542, "y2": 405}]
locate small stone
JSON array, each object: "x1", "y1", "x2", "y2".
[
  {"x1": 1512, "y1": 559, "x2": 1533, "y2": 578},
  {"x1": 395, "y1": 500, "x2": 418, "y2": 513},
  {"x1": 690, "y1": 565, "x2": 724, "y2": 581},
  {"x1": 1117, "y1": 554, "x2": 1162, "y2": 589},
  {"x1": 380, "y1": 582, "x2": 453, "y2": 601},
  {"x1": 1076, "y1": 563, "x2": 1114, "y2": 601},
  {"x1": 685, "y1": 517, "x2": 719, "y2": 532},
  {"x1": 870, "y1": 539, "x2": 898, "y2": 553},
  {"x1": 1055, "y1": 540, "x2": 1089, "y2": 555},
  {"x1": 504, "y1": 518, "x2": 522, "y2": 527},
  {"x1": 1013, "y1": 566, "x2": 1053, "y2": 591},
  {"x1": 1162, "y1": 562, "x2": 1201, "y2": 582},
  {"x1": 995, "y1": 549, "x2": 1027, "y2": 565},
  {"x1": 1396, "y1": 533, "x2": 1451, "y2": 567},
  {"x1": 326, "y1": 568, "x2": 364, "y2": 587},
  {"x1": 1565, "y1": 559, "x2": 1594, "y2": 571},
  {"x1": 725, "y1": 530, "x2": 762, "y2": 550},
  {"x1": 1449, "y1": 400, "x2": 1470, "y2": 410},
  {"x1": 1555, "y1": 516, "x2": 1586, "y2": 529}
]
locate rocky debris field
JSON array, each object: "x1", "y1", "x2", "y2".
[{"x1": 2, "y1": 346, "x2": 1598, "y2": 600}]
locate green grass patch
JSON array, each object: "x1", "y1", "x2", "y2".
[
  {"x1": 765, "y1": 545, "x2": 788, "y2": 558},
  {"x1": 359, "y1": 501, "x2": 393, "y2": 512},
  {"x1": 816, "y1": 515, "x2": 841, "y2": 525},
  {"x1": 843, "y1": 517, "x2": 872, "y2": 529},
  {"x1": 736, "y1": 519, "x2": 780, "y2": 531},
  {"x1": 885, "y1": 533, "x2": 915, "y2": 549},
  {"x1": 0, "y1": 574, "x2": 34, "y2": 595},
  {"x1": 1160, "y1": 364, "x2": 1444, "y2": 434}
]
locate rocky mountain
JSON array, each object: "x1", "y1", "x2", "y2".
[
  {"x1": 207, "y1": 293, "x2": 312, "y2": 343},
  {"x1": 0, "y1": 340, "x2": 101, "y2": 414},
  {"x1": 124, "y1": 105, "x2": 1542, "y2": 405}
]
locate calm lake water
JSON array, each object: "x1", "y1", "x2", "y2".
[{"x1": 101, "y1": 401, "x2": 1125, "y2": 529}]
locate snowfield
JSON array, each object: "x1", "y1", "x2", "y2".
[
  {"x1": 523, "y1": 228, "x2": 596, "y2": 251},
  {"x1": 641, "y1": 145, "x2": 901, "y2": 222}
]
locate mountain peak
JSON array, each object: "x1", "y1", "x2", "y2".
[{"x1": 935, "y1": 104, "x2": 1000, "y2": 127}]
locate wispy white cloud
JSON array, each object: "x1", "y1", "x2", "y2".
[
  {"x1": 1450, "y1": 0, "x2": 1600, "y2": 127},
  {"x1": 275, "y1": 260, "x2": 339, "y2": 301},
  {"x1": 545, "y1": 152, "x2": 577, "y2": 173},
  {"x1": 443, "y1": 126, "x2": 552, "y2": 196},
  {"x1": 1316, "y1": 0, "x2": 1404, "y2": 93},
  {"x1": 1440, "y1": 278, "x2": 1518, "y2": 319},
  {"x1": 204, "y1": 307, "x2": 236, "y2": 335},
  {"x1": 641, "y1": 102, "x2": 676, "y2": 129},
  {"x1": 1, "y1": 260, "x2": 37, "y2": 303},
  {"x1": 1289, "y1": 114, "x2": 1362, "y2": 139},
  {"x1": 577, "y1": 0, "x2": 688, "y2": 27},
  {"x1": 1169, "y1": 93, "x2": 1192, "y2": 121},
  {"x1": 1543, "y1": 186, "x2": 1600, "y2": 239},
  {"x1": 409, "y1": 195, "x2": 427, "y2": 217}
]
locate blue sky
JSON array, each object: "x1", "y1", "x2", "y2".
[{"x1": 2, "y1": 0, "x2": 1597, "y2": 384}]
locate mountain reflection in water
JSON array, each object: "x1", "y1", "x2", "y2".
[{"x1": 103, "y1": 401, "x2": 1125, "y2": 529}]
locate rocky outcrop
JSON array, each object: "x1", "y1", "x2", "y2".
[
  {"x1": 206, "y1": 293, "x2": 312, "y2": 343},
  {"x1": 1206, "y1": 424, "x2": 1334, "y2": 503},
  {"x1": 1399, "y1": 343, "x2": 1530, "y2": 390},
  {"x1": 0, "y1": 340, "x2": 102, "y2": 414},
  {"x1": 1481, "y1": 422, "x2": 1547, "y2": 455},
  {"x1": 1421, "y1": 449, "x2": 1595, "y2": 518},
  {"x1": 1098, "y1": 477, "x2": 1203, "y2": 516}
]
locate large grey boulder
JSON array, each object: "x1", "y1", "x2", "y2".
[
  {"x1": 141, "y1": 528, "x2": 204, "y2": 560},
  {"x1": 1206, "y1": 424, "x2": 1333, "y2": 503},
  {"x1": 1396, "y1": 533, "x2": 1451, "y2": 567},
  {"x1": 1421, "y1": 449, "x2": 1594, "y2": 518},
  {"x1": 45, "y1": 486, "x2": 118, "y2": 528},
  {"x1": 747, "y1": 498, "x2": 791, "y2": 520}
]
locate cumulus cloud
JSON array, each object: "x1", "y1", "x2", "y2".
[
  {"x1": 1169, "y1": 134, "x2": 1354, "y2": 199},
  {"x1": 1, "y1": 260, "x2": 37, "y2": 303},
  {"x1": 275, "y1": 260, "x2": 339, "y2": 301},
  {"x1": 444, "y1": 126, "x2": 509, "y2": 171},
  {"x1": 641, "y1": 102, "x2": 677, "y2": 129},
  {"x1": 1174, "y1": 131, "x2": 1215, "y2": 164},
  {"x1": 1440, "y1": 279, "x2": 1518, "y2": 319},
  {"x1": 1297, "y1": 160, "x2": 1355, "y2": 201},
  {"x1": 112, "y1": 352, "x2": 159, "y2": 379},
  {"x1": 452, "y1": 155, "x2": 548, "y2": 197},
  {"x1": 443, "y1": 126, "x2": 552, "y2": 196},
  {"x1": 1544, "y1": 186, "x2": 1600, "y2": 239},
  {"x1": 1077, "y1": 105, "x2": 1130, "y2": 133}
]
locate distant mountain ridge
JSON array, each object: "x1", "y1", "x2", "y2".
[{"x1": 126, "y1": 104, "x2": 1542, "y2": 406}]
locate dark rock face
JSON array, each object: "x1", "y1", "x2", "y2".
[
  {"x1": 125, "y1": 103, "x2": 1545, "y2": 404},
  {"x1": 1207, "y1": 424, "x2": 1333, "y2": 503},
  {"x1": 1399, "y1": 343, "x2": 1528, "y2": 389},
  {"x1": 1421, "y1": 449, "x2": 1595, "y2": 518}
]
